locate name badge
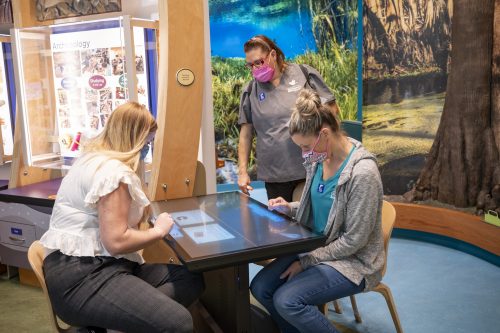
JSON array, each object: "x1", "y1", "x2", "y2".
[{"x1": 317, "y1": 184, "x2": 325, "y2": 193}]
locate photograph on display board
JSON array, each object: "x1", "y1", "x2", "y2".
[
  {"x1": 57, "y1": 89, "x2": 68, "y2": 105},
  {"x1": 209, "y1": 0, "x2": 359, "y2": 184},
  {"x1": 85, "y1": 88, "x2": 98, "y2": 102},
  {"x1": 115, "y1": 86, "x2": 127, "y2": 99},
  {"x1": 53, "y1": 51, "x2": 82, "y2": 78},
  {"x1": 81, "y1": 48, "x2": 111, "y2": 76},
  {"x1": 89, "y1": 114, "x2": 100, "y2": 131},
  {"x1": 132, "y1": 31, "x2": 150, "y2": 107},
  {"x1": 111, "y1": 47, "x2": 126, "y2": 76},
  {"x1": 135, "y1": 53, "x2": 145, "y2": 74}
]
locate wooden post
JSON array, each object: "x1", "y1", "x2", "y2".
[{"x1": 148, "y1": 0, "x2": 205, "y2": 201}]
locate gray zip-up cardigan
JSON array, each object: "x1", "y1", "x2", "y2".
[{"x1": 289, "y1": 138, "x2": 384, "y2": 291}]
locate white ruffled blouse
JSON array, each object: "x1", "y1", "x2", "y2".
[{"x1": 40, "y1": 154, "x2": 150, "y2": 263}]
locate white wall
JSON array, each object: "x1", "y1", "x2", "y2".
[{"x1": 121, "y1": 0, "x2": 159, "y2": 20}]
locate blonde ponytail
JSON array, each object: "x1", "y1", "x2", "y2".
[{"x1": 289, "y1": 89, "x2": 340, "y2": 137}]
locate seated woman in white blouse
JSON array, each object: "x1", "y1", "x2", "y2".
[{"x1": 40, "y1": 102, "x2": 204, "y2": 333}]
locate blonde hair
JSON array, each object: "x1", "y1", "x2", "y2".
[
  {"x1": 82, "y1": 101, "x2": 157, "y2": 171},
  {"x1": 80, "y1": 102, "x2": 157, "y2": 228},
  {"x1": 289, "y1": 89, "x2": 341, "y2": 137}
]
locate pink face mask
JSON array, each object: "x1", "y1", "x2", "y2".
[
  {"x1": 251, "y1": 53, "x2": 275, "y2": 82},
  {"x1": 252, "y1": 64, "x2": 275, "y2": 82},
  {"x1": 302, "y1": 132, "x2": 328, "y2": 164}
]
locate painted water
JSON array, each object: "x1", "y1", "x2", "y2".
[
  {"x1": 363, "y1": 73, "x2": 447, "y2": 194},
  {"x1": 209, "y1": 0, "x2": 316, "y2": 58}
]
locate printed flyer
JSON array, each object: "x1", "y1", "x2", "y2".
[{"x1": 50, "y1": 25, "x2": 149, "y2": 158}]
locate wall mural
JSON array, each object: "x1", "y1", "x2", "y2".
[
  {"x1": 362, "y1": 0, "x2": 452, "y2": 195},
  {"x1": 36, "y1": 0, "x2": 122, "y2": 21},
  {"x1": 363, "y1": 0, "x2": 500, "y2": 215},
  {"x1": 209, "y1": 0, "x2": 359, "y2": 184}
]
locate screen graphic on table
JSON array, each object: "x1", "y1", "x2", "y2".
[
  {"x1": 157, "y1": 191, "x2": 322, "y2": 262},
  {"x1": 170, "y1": 209, "x2": 235, "y2": 244}
]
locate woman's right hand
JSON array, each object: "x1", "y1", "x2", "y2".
[
  {"x1": 154, "y1": 212, "x2": 175, "y2": 238},
  {"x1": 238, "y1": 172, "x2": 254, "y2": 195},
  {"x1": 268, "y1": 197, "x2": 291, "y2": 215}
]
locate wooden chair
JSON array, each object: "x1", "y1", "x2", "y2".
[
  {"x1": 27, "y1": 241, "x2": 81, "y2": 333},
  {"x1": 28, "y1": 241, "x2": 126, "y2": 333},
  {"x1": 323, "y1": 201, "x2": 403, "y2": 333}
]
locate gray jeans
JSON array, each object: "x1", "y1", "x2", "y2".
[{"x1": 43, "y1": 251, "x2": 204, "y2": 333}]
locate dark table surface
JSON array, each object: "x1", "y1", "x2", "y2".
[
  {"x1": 0, "y1": 178, "x2": 62, "y2": 207},
  {"x1": 151, "y1": 191, "x2": 326, "y2": 272},
  {"x1": 0, "y1": 179, "x2": 8, "y2": 190}
]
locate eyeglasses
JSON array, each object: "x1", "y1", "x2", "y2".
[
  {"x1": 244, "y1": 58, "x2": 266, "y2": 69},
  {"x1": 245, "y1": 51, "x2": 273, "y2": 69}
]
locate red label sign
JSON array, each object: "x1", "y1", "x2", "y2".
[{"x1": 88, "y1": 75, "x2": 106, "y2": 90}]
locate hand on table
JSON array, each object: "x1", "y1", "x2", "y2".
[
  {"x1": 238, "y1": 172, "x2": 253, "y2": 195},
  {"x1": 280, "y1": 261, "x2": 303, "y2": 281},
  {"x1": 268, "y1": 197, "x2": 291, "y2": 215},
  {"x1": 154, "y1": 212, "x2": 174, "y2": 238}
]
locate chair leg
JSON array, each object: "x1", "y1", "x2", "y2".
[
  {"x1": 318, "y1": 303, "x2": 328, "y2": 316},
  {"x1": 349, "y1": 295, "x2": 362, "y2": 323},
  {"x1": 333, "y1": 300, "x2": 343, "y2": 314},
  {"x1": 374, "y1": 283, "x2": 403, "y2": 333}
]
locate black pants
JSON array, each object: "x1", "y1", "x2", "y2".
[
  {"x1": 43, "y1": 251, "x2": 205, "y2": 333},
  {"x1": 265, "y1": 179, "x2": 305, "y2": 202}
]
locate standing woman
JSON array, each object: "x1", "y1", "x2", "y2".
[
  {"x1": 40, "y1": 102, "x2": 204, "y2": 333},
  {"x1": 238, "y1": 35, "x2": 338, "y2": 201},
  {"x1": 250, "y1": 90, "x2": 384, "y2": 333}
]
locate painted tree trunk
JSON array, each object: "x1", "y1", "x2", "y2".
[
  {"x1": 363, "y1": 0, "x2": 451, "y2": 79},
  {"x1": 414, "y1": 0, "x2": 500, "y2": 214}
]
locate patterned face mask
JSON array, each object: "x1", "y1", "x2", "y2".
[{"x1": 302, "y1": 132, "x2": 328, "y2": 164}]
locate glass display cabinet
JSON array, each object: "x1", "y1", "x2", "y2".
[
  {"x1": 11, "y1": 16, "x2": 158, "y2": 169},
  {"x1": 0, "y1": 36, "x2": 15, "y2": 165}
]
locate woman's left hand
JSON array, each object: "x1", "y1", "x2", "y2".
[{"x1": 280, "y1": 261, "x2": 303, "y2": 281}]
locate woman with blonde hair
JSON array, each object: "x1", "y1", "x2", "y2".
[
  {"x1": 40, "y1": 102, "x2": 204, "y2": 333},
  {"x1": 250, "y1": 90, "x2": 384, "y2": 333}
]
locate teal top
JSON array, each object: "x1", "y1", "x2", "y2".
[{"x1": 311, "y1": 145, "x2": 356, "y2": 233}]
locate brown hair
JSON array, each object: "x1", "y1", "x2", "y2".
[
  {"x1": 244, "y1": 35, "x2": 286, "y2": 72},
  {"x1": 289, "y1": 89, "x2": 341, "y2": 137}
]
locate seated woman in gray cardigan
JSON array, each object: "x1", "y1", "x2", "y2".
[{"x1": 250, "y1": 89, "x2": 384, "y2": 333}]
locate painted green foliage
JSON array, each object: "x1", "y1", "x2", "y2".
[{"x1": 210, "y1": 0, "x2": 358, "y2": 182}]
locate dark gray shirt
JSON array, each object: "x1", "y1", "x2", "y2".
[{"x1": 239, "y1": 63, "x2": 335, "y2": 182}]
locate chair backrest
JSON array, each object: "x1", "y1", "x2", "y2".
[
  {"x1": 27, "y1": 241, "x2": 65, "y2": 333},
  {"x1": 381, "y1": 201, "x2": 397, "y2": 277},
  {"x1": 292, "y1": 181, "x2": 306, "y2": 202}
]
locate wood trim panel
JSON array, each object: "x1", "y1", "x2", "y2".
[
  {"x1": 392, "y1": 202, "x2": 500, "y2": 255},
  {"x1": 148, "y1": 0, "x2": 205, "y2": 200}
]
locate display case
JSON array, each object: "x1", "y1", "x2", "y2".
[
  {"x1": 11, "y1": 16, "x2": 158, "y2": 169},
  {"x1": 0, "y1": 36, "x2": 15, "y2": 165}
]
